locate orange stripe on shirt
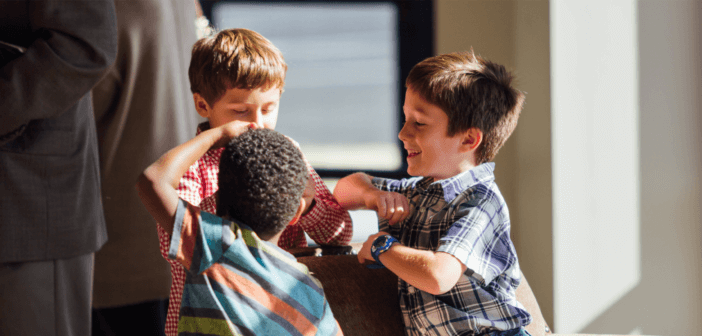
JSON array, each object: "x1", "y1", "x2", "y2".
[
  {"x1": 177, "y1": 205, "x2": 200, "y2": 271},
  {"x1": 204, "y1": 263, "x2": 318, "y2": 336}
]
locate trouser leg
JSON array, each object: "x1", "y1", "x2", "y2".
[{"x1": 0, "y1": 253, "x2": 94, "y2": 336}]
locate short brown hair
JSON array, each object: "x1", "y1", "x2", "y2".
[
  {"x1": 189, "y1": 28, "x2": 287, "y2": 105},
  {"x1": 406, "y1": 50, "x2": 525, "y2": 164}
]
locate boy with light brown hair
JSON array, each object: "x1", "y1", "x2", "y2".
[
  {"x1": 334, "y1": 50, "x2": 532, "y2": 335},
  {"x1": 156, "y1": 28, "x2": 352, "y2": 336}
]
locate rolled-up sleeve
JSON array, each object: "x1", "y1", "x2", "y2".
[{"x1": 438, "y1": 204, "x2": 517, "y2": 286}]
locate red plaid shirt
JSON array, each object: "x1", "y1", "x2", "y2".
[{"x1": 157, "y1": 125, "x2": 352, "y2": 336}]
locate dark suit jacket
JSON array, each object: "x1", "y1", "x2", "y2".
[{"x1": 0, "y1": 0, "x2": 117, "y2": 262}]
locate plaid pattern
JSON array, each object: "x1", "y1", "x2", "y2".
[
  {"x1": 169, "y1": 199, "x2": 342, "y2": 336},
  {"x1": 158, "y1": 123, "x2": 352, "y2": 336},
  {"x1": 372, "y1": 163, "x2": 531, "y2": 335}
]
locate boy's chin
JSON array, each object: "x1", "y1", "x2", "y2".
[{"x1": 405, "y1": 167, "x2": 422, "y2": 177}]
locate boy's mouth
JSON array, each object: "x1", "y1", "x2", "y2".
[{"x1": 407, "y1": 150, "x2": 420, "y2": 158}]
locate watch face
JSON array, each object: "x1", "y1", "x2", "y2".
[
  {"x1": 373, "y1": 235, "x2": 388, "y2": 250},
  {"x1": 371, "y1": 235, "x2": 396, "y2": 266}
]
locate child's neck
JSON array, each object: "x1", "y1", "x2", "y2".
[
  {"x1": 265, "y1": 231, "x2": 283, "y2": 245},
  {"x1": 458, "y1": 158, "x2": 478, "y2": 175},
  {"x1": 429, "y1": 158, "x2": 478, "y2": 181}
]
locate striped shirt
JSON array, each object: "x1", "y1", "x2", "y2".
[
  {"x1": 158, "y1": 122, "x2": 352, "y2": 336},
  {"x1": 372, "y1": 163, "x2": 531, "y2": 335},
  {"x1": 168, "y1": 199, "x2": 342, "y2": 336}
]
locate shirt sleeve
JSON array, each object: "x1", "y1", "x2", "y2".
[
  {"x1": 371, "y1": 177, "x2": 415, "y2": 233},
  {"x1": 295, "y1": 156, "x2": 352, "y2": 246},
  {"x1": 437, "y1": 199, "x2": 517, "y2": 286},
  {"x1": 0, "y1": 0, "x2": 117, "y2": 137},
  {"x1": 200, "y1": 193, "x2": 217, "y2": 214},
  {"x1": 177, "y1": 160, "x2": 204, "y2": 206},
  {"x1": 157, "y1": 223, "x2": 173, "y2": 260},
  {"x1": 168, "y1": 199, "x2": 233, "y2": 275},
  {"x1": 371, "y1": 176, "x2": 403, "y2": 193},
  {"x1": 156, "y1": 160, "x2": 204, "y2": 259}
]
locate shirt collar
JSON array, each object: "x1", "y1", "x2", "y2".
[
  {"x1": 195, "y1": 121, "x2": 211, "y2": 135},
  {"x1": 195, "y1": 121, "x2": 224, "y2": 158},
  {"x1": 435, "y1": 162, "x2": 496, "y2": 203}
]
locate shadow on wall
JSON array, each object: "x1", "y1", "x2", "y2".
[{"x1": 579, "y1": 1, "x2": 702, "y2": 335}]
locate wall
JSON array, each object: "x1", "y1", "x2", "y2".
[
  {"x1": 550, "y1": 0, "x2": 641, "y2": 332},
  {"x1": 580, "y1": 1, "x2": 702, "y2": 335},
  {"x1": 437, "y1": 1, "x2": 702, "y2": 334},
  {"x1": 512, "y1": 1, "x2": 554, "y2": 329},
  {"x1": 435, "y1": 0, "x2": 555, "y2": 327},
  {"x1": 551, "y1": 0, "x2": 702, "y2": 334}
]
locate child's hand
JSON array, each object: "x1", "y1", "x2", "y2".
[
  {"x1": 364, "y1": 190, "x2": 410, "y2": 226},
  {"x1": 300, "y1": 177, "x2": 316, "y2": 216},
  {"x1": 213, "y1": 121, "x2": 257, "y2": 148}
]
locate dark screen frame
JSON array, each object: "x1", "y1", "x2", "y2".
[{"x1": 199, "y1": 0, "x2": 434, "y2": 179}]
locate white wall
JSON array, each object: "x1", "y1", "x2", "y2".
[
  {"x1": 437, "y1": 0, "x2": 702, "y2": 334},
  {"x1": 551, "y1": 0, "x2": 702, "y2": 334},
  {"x1": 550, "y1": 0, "x2": 640, "y2": 332}
]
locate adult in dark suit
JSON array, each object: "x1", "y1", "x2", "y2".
[{"x1": 0, "y1": 1, "x2": 117, "y2": 335}]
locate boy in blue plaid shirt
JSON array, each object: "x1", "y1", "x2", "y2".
[{"x1": 334, "y1": 50, "x2": 532, "y2": 336}]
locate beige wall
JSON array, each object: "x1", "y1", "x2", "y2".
[
  {"x1": 435, "y1": 0, "x2": 554, "y2": 327},
  {"x1": 436, "y1": 1, "x2": 702, "y2": 334},
  {"x1": 584, "y1": 1, "x2": 702, "y2": 334}
]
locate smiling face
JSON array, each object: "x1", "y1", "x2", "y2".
[
  {"x1": 399, "y1": 88, "x2": 474, "y2": 180},
  {"x1": 194, "y1": 86, "x2": 281, "y2": 130}
]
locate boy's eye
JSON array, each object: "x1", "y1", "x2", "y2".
[
  {"x1": 232, "y1": 109, "x2": 247, "y2": 114},
  {"x1": 414, "y1": 121, "x2": 425, "y2": 126}
]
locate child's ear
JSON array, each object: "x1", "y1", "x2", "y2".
[
  {"x1": 288, "y1": 198, "x2": 306, "y2": 226},
  {"x1": 193, "y1": 93, "x2": 211, "y2": 119},
  {"x1": 460, "y1": 128, "x2": 483, "y2": 152}
]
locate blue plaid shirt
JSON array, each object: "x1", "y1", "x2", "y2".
[{"x1": 372, "y1": 163, "x2": 531, "y2": 335}]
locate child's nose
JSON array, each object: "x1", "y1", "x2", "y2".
[
  {"x1": 251, "y1": 110, "x2": 266, "y2": 129},
  {"x1": 398, "y1": 123, "x2": 410, "y2": 141}
]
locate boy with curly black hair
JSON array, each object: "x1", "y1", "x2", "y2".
[
  {"x1": 217, "y1": 127, "x2": 308, "y2": 240},
  {"x1": 137, "y1": 122, "x2": 342, "y2": 336}
]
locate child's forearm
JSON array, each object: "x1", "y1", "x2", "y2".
[
  {"x1": 332, "y1": 172, "x2": 376, "y2": 210},
  {"x1": 378, "y1": 243, "x2": 466, "y2": 295},
  {"x1": 137, "y1": 127, "x2": 225, "y2": 233},
  {"x1": 334, "y1": 173, "x2": 410, "y2": 225},
  {"x1": 297, "y1": 170, "x2": 353, "y2": 246}
]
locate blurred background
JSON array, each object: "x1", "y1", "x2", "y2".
[{"x1": 201, "y1": 0, "x2": 701, "y2": 334}]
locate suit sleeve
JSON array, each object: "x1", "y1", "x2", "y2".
[{"x1": 0, "y1": 0, "x2": 117, "y2": 137}]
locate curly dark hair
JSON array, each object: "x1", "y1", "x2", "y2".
[{"x1": 216, "y1": 129, "x2": 307, "y2": 240}]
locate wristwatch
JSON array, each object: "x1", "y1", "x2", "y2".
[{"x1": 370, "y1": 235, "x2": 398, "y2": 266}]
